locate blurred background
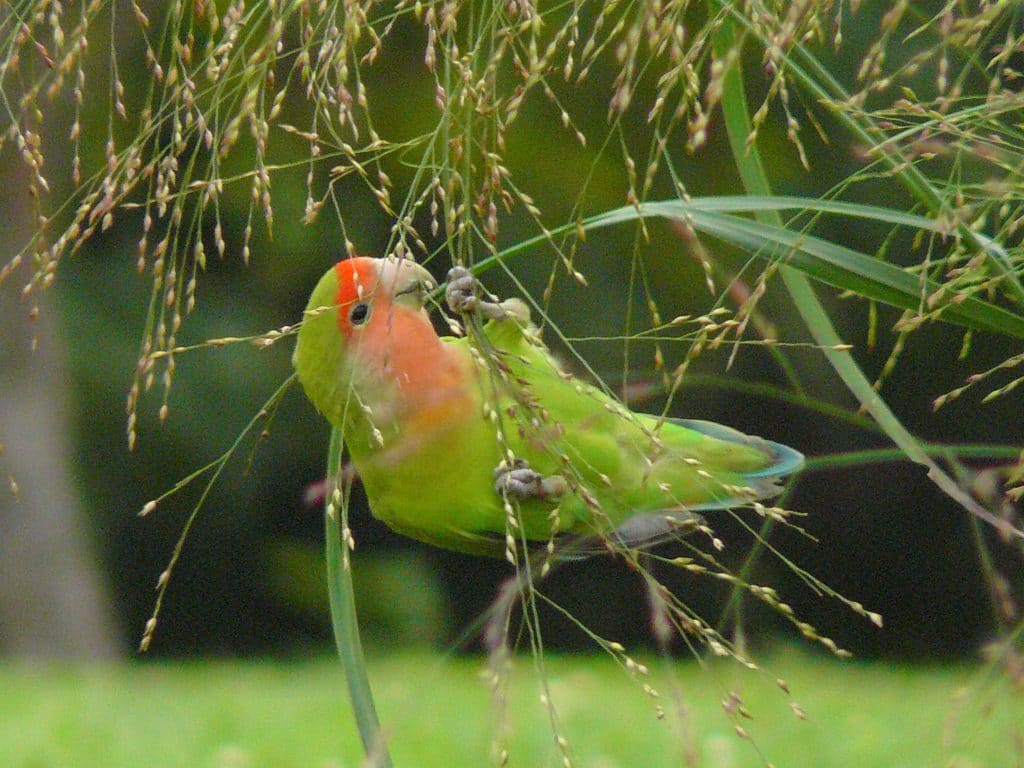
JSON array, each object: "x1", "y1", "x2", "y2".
[{"x1": 0, "y1": 2, "x2": 1020, "y2": 664}]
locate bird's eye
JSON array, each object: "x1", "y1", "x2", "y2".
[{"x1": 349, "y1": 302, "x2": 370, "y2": 326}]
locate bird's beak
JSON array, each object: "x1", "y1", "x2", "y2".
[{"x1": 378, "y1": 256, "x2": 436, "y2": 307}]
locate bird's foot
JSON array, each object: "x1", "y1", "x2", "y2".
[
  {"x1": 494, "y1": 458, "x2": 568, "y2": 500},
  {"x1": 446, "y1": 266, "x2": 510, "y2": 320}
]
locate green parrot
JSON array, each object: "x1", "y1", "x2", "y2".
[{"x1": 293, "y1": 256, "x2": 803, "y2": 557}]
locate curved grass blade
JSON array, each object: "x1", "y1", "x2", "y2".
[
  {"x1": 709, "y1": 0, "x2": 1024, "y2": 310},
  {"x1": 710, "y1": 15, "x2": 1019, "y2": 536},
  {"x1": 476, "y1": 195, "x2": 1024, "y2": 340},
  {"x1": 689, "y1": 209, "x2": 1024, "y2": 339},
  {"x1": 580, "y1": 200, "x2": 1024, "y2": 339},
  {"x1": 324, "y1": 426, "x2": 392, "y2": 767}
]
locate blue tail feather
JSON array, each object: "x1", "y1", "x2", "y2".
[
  {"x1": 598, "y1": 419, "x2": 805, "y2": 553},
  {"x1": 673, "y1": 418, "x2": 805, "y2": 481}
]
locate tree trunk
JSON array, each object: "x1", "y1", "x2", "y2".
[{"x1": 0, "y1": 286, "x2": 123, "y2": 659}]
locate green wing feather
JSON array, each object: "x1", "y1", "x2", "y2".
[{"x1": 472, "y1": 305, "x2": 804, "y2": 550}]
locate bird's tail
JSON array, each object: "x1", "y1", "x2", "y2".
[{"x1": 670, "y1": 418, "x2": 805, "y2": 510}]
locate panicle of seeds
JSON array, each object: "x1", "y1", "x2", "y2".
[{"x1": 4, "y1": 4, "x2": 1021, "y2": 726}]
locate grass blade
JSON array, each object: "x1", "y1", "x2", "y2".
[
  {"x1": 710, "y1": 0, "x2": 1024, "y2": 310},
  {"x1": 710, "y1": 16, "x2": 1017, "y2": 534},
  {"x1": 481, "y1": 195, "x2": 1024, "y2": 339},
  {"x1": 684, "y1": 208, "x2": 1024, "y2": 339},
  {"x1": 324, "y1": 426, "x2": 392, "y2": 767}
]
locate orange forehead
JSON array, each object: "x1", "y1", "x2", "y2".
[{"x1": 333, "y1": 258, "x2": 378, "y2": 307}]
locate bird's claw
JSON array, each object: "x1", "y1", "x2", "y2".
[
  {"x1": 494, "y1": 458, "x2": 568, "y2": 500},
  {"x1": 445, "y1": 266, "x2": 479, "y2": 313},
  {"x1": 446, "y1": 266, "x2": 508, "y2": 320}
]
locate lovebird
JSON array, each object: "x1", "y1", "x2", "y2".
[{"x1": 293, "y1": 256, "x2": 803, "y2": 558}]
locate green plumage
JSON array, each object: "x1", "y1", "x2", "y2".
[{"x1": 294, "y1": 258, "x2": 803, "y2": 557}]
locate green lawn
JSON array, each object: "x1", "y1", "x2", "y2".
[{"x1": 1, "y1": 648, "x2": 1019, "y2": 767}]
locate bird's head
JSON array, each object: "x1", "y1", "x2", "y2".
[{"x1": 293, "y1": 256, "x2": 437, "y2": 426}]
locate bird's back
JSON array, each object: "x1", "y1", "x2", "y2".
[{"x1": 477, "y1": 312, "x2": 803, "y2": 534}]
